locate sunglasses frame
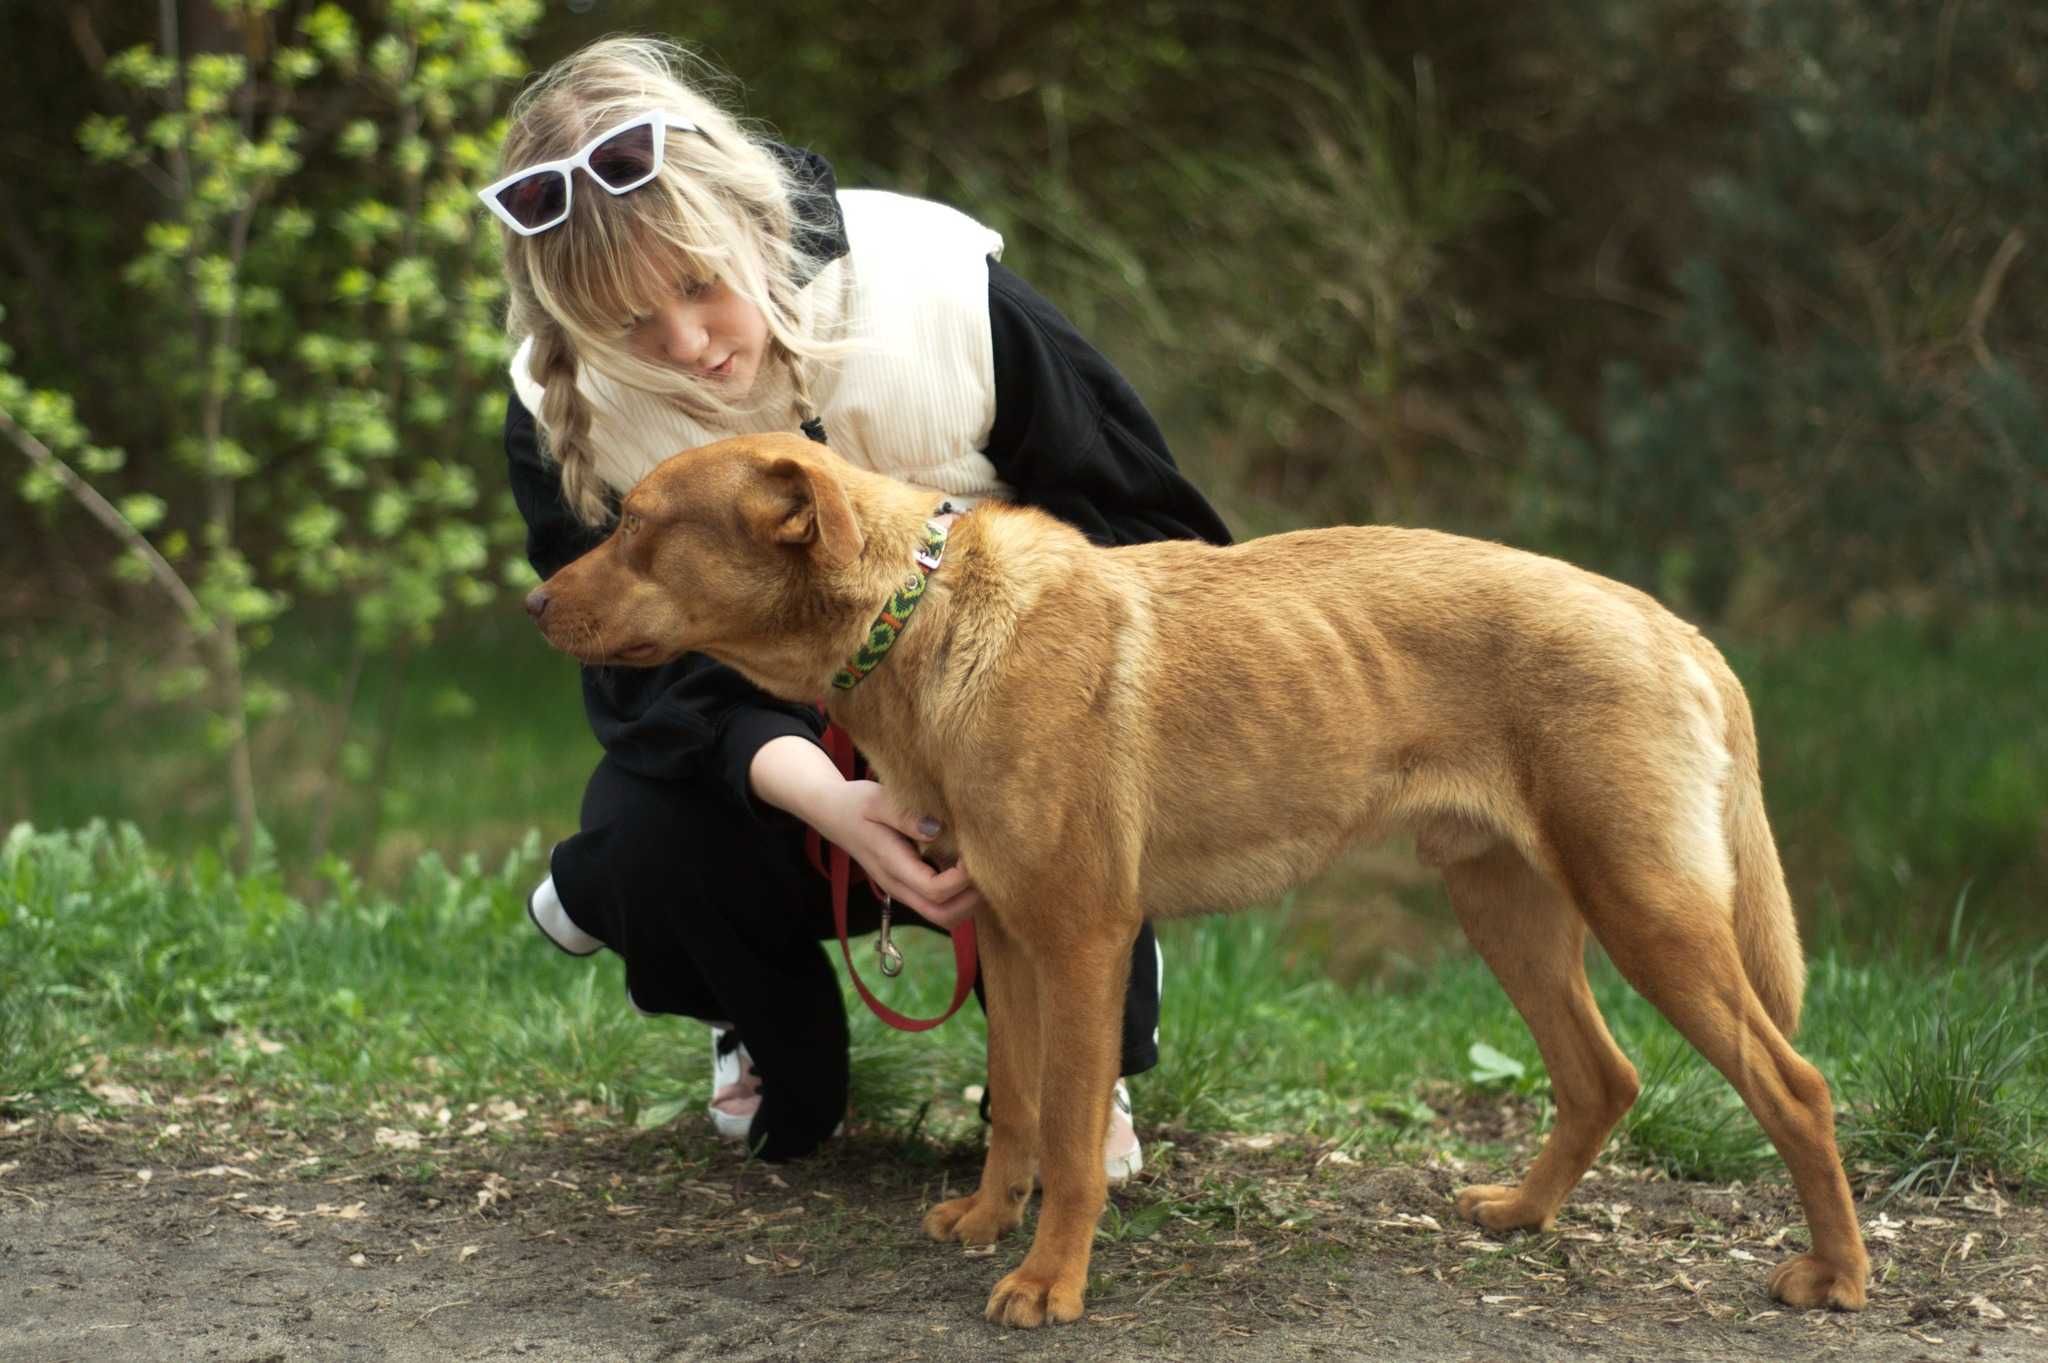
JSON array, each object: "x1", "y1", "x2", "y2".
[{"x1": 477, "y1": 112, "x2": 702, "y2": 237}]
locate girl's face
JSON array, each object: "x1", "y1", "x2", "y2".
[{"x1": 621, "y1": 272, "x2": 770, "y2": 395}]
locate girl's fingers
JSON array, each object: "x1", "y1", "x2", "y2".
[
  {"x1": 924, "y1": 862, "x2": 974, "y2": 899},
  {"x1": 908, "y1": 886, "x2": 983, "y2": 928}
]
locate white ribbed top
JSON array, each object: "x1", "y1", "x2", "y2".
[{"x1": 509, "y1": 189, "x2": 1012, "y2": 504}]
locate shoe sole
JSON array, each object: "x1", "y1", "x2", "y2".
[
  {"x1": 711, "y1": 1112, "x2": 847, "y2": 1144},
  {"x1": 1106, "y1": 1144, "x2": 1143, "y2": 1186},
  {"x1": 528, "y1": 882, "x2": 601, "y2": 958}
]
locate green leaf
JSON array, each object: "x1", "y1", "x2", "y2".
[
  {"x1": 203, "y1": 439, "x2": 260, "y2": 480},
  {"x1": 432, "y1": 523, "x2": 487, "y2": 572},
  {"x1": 18, "y1": 467, "x2": 63, "y2": 506},
  {"x1": 428, "y1": 686, "x2": 475, "y2": 720},
  {"x1": 633, "y1": 1096, "x2": 691, "y2": 1130},
  {"x1": 1368, "y1": 1091, "x2": 1439, "y2": 1127},
  {"x1": 335, "y1": 267, "x2": 375, "y2": 302},
  {"x1": 203, "y1": 712, "x2": 245, "y2": 753},
  {"x1": 106, "y1": 45, "x2": 175, "y2": 91},
  {"x1": 301, "y1": 4, "x2": 358, "y2": 68},
  {"x1": 144, "y1": 112, "x2": 187, "y2": 153},
  {"x1": 369, "y1": 489, "x2": 410, "y2": 538},
  {"x1": 119, "y1": 494, "x2": 168, "y2": 532},
  {"x1": 369, "y1": 34, "x2": 410, "y2": 84},
  {"x1": 78, "y1": 115, "x2": 137, "y2": 164},
  {"x1": 243, "y1": 681, "x2": 291, "y2": 721},
  {"x1": 340, "y1": 740, "x2": 373, "y2": 782},
  {"x1": 287, "y1": 504, "x2": 344, "y2": 550},
  {"x1": 238, "y1": 367, "x2": 279, "y2": 404},
  {"x1": 273, "y1": 46, "x2": 320, "y2": 85},
  {"x1": 78, "y1": 445, "x2": 127, "y2": 476},
  {"x1": 1466, "y1": 1041, "x2": 1527, "y2": 1089},
  {"x1": 155, "y1": 665, "x2": 212, "y2": 703},
  {"x1": 218, "y1": 583, "x2": 285, "y2": 624},
  {"x1": 113, "y1": 549, "x2": 153, "y2": 585},
  {"x1": 338, "y1": 120, "x2": 380, "y2": 160},
  {"x1": 394, "y1": 135, "x2": 430, "y2": 178},
  {"x1": 270, "y1": 206, "x2": 316, "y2": 243}
]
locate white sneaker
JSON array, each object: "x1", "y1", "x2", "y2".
[
  {"x1": 1105, "y1": 1079, "x2": 1143, "y2": 1185},
  {"x1": 708, "y1": 1024, "x2": 763, "y2": 1142},
  {"x1": 528, "y1": 872, "x2": 602, "y2": 956}
]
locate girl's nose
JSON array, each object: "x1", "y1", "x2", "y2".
[{"x1": 653, "y1": 302, "x2": 708, "y2": 366}]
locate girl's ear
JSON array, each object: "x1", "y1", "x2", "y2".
[{"x1": 753, "y1": 455, "x2": 863, "y2": 570}]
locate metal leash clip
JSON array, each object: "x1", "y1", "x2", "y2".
[{"x1": 876, "y1": 894, "x2": 906, "y2": 978}]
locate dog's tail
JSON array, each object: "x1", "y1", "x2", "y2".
[{"x1": 1713, "y1": 652, "x2": 1806, "y2": 1036}]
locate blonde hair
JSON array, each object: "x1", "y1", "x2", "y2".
[{"x1": 494, "y1": 36, "x2": 846, "y2": 525}]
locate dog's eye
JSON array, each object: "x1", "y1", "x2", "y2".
[{"x1": 620, "y1": 512, "x2": 642, "y2": 536}]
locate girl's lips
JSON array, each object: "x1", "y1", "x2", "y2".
[{"x1": 702, "y1": 356, "x2": 733, "y2": 378}]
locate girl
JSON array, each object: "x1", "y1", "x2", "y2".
[{"x1": 489, "y1": 36, "x2": 1231, "y2": 1165}]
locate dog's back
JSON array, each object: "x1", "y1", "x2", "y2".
[{"x1": 958, "y1": 522, "x2": 1735, "y2": 919}]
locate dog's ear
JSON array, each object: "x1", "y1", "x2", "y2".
[{"x1": 751, "y1": 456, "x2": 864, "y2": 570}]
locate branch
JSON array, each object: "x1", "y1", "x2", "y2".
[
  {"x1": 0, "y1": 404, "x2": 215, "y2": 642},
  {"x1": 1965, "y1": 227, "x2": 2026, "y2": 372}
]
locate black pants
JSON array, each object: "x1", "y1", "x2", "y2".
[{"x1": 550, "y1": 753, "x2": 1162, "y2": 1161}]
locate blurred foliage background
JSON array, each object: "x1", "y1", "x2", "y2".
[{"x1": 1, "y1": 0, "x2": 2042, "y2": 952}]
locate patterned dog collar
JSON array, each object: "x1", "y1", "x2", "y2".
[{"x1": 831, "y1": 518, "x2": 951, "y2": 691}]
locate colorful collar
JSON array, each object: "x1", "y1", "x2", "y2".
[{"x1": 830, "y1": 518, "x2": 951, "y2": 691}]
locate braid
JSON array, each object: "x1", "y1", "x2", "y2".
[
  {"x1": 785, "y1": 345, "x2": 825, "y2": 442},
  {"x1": 529, "y1": 321, "x2": 611, "y2": 528}
]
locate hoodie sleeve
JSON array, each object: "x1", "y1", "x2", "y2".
[
  {"x1": 505, "y1": 392, "x2": 825, "y2": 811},
  {"x1": 982, "y1": 261, "x2": 1232, "y2": 549}
]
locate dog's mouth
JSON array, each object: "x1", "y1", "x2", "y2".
[
  {"x1": 547, "y1": 626, "x2": 668, "y2": 668},
  {"x1": 610, "y1": 641, "x2": 665, "y2": 666}
]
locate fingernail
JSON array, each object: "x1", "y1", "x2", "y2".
[{"x1": 917, "y1": 817, "x2": 941, "y2": 838}]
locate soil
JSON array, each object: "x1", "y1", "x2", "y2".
[{"x1": 4, "y1": 1104, "x2": 2043, "y2": 1363}]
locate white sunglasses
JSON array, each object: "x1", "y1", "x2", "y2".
[{"x1": 477, "y1": 112, "x2": 703, "y2": 237}]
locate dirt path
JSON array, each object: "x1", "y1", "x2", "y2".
[{"x1": 4, "y1": 1109, "x2": 2042, "y2": 1363}]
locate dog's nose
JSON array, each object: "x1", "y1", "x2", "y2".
[{"x1": 524, "y1": 586, "x2": 550, "y2": 621}]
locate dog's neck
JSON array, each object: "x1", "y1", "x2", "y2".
[
  {"x1": 817, "y1": 480, "x2": 972, "y2": 698},
  {"x1": 703, "y1": 472, "x2": 977, "y2": 708},
  {"x1": 828, "y1": 514, "x2": 955, "y2": 692}
]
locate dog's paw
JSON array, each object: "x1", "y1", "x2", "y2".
[
  {"x1": 1454, "y1": 1183, "x2": 1557, "y2": 1233},
  {"x1": 984, "y1": 1265, "x2": 1085, "y2": 1328},
  {"x1": 1767, "y1": 1252, "x2": 1867, "y2": 1311},
  {"x1": 923, "y1": 1192, "x2": 1023, "y2": 1245}
]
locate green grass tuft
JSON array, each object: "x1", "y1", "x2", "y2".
[
  {"x1": 1615, "y1": 1036, "x2": 1773, "y2": 1183},
  {"x1": 1842, "y1": 978, "x2": 2046, "y2": 1197}
]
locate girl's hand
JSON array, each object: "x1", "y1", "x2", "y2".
[
  {"x1": 748, "y1": 735, "x2": 982, "y2": 927},
  {"x1": 816, "y1": 779, "x2": 984, "y2": 927}
]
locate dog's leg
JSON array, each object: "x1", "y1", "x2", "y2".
[
  {"x1": 1443, "y1": 843, "x2": 1640, "y2": 1233},
  {"x1": 1582, "y1": 869, "x2": 1868, "y2": 1310},
  {"x1": 981, "y1": 929, "x2": 1129, "y2": 1328},
  {"x1": 924, "y1": 914, "x2": 1040, "y2": 1247}
]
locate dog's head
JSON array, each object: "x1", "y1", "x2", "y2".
[{"x1": 524, "y1": 431, "x2": 865, "y2": 675}]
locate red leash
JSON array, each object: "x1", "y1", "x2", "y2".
[{"x1": 806, "y1": 723, "x2": 979, "y2": 1031}]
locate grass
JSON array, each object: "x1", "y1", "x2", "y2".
[
  {"x1": 3, "y1": 606, "x2": 2044, "y2": 1201},
  {"x1": 1837, "y1": 962, "x2": 2047, "y2": 1198},
  {"x1": 1733, "y1": 610, "x2": 2048, "y2": 950},
  {"x1": 0, "y1": 609, "x2": 595, "y2": 879},
  {"x1": 5, "y1": 821, "x2": 2043, "y2": 1201}
]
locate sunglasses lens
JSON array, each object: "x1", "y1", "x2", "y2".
[
  {"x1": 588, "y1": 122, "x2": 658, "y2": 190},
  {"x1": 495, "y1": 170, "x2": 568, "y2": 230}
]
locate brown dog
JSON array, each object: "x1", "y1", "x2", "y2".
[{"x1": 526, "y1": 431, "x2": 1870, "y2": 1326}]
